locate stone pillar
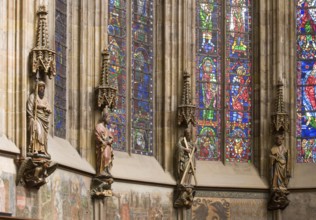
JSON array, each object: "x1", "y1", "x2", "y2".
[
  {"x1": 262, "y1": 0, "x2": 295, "y2": 217},
  {"x1": 0, "y1": 0, "x2": 36, "y2": 155},
  {"x1": 159, "y1": 0, "x2": 185, "y2": 172}
]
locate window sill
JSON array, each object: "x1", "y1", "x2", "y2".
[
  {"x1": 0, "y1": 135, "x2": 20, "y2": 155},
  {"x1": 289, "y1": 163, "x2": 316, "y2": 189},
  {"x1": 47, "y1": 136, "x2": 95, "y2": 175},
  {"x1": 196, "y1": 160, "x2": 269, "y2": 189},
  {"x1": 112, "y1": 151, "x2": 176, "y2": 185}
]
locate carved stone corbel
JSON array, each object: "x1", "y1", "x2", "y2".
[
  {"x1": 16, "y1": 5, "x2": 57, "y2": 189},
  {"x1": 173, "y1": 184, "x2": 195, "y2": 209},
  {"x1": 268, "y1": 81, "x2": 291, "y2": 210},
  {"x1": 15, "y1": 158, "x2": 57, "y2": 189}
]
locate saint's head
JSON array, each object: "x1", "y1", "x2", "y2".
[{"x1": 38, "y1": 81, "x2": 46, "y2": 99}]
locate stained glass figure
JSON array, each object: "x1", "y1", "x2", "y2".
[
  {"x1": 297, "y1": 2, "x2": 316, "y2": 163},
  {"x1": 54, "y1": 0, "x2": 67, "y2": 138},
  {"x1": 108, "y1": 0, "x2": 127, "y2": 152},
  {"x1": 196, "y1": 0, "x2": 222, "y2": 161},
  {"x1": 131, "y1": 0, "x2": 154, "y2": 155},
  {"x1": 196, "y1": 0, "x2": 252, "y2": 162},
  {"x1": 225, "y1": 0, "x2": 252, "y2": 162}
]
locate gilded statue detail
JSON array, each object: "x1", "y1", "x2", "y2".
[
  {"x1": 95, "y1": 108, "x2": 114, "y2": 177},
  {"x1": 91, "y1": 108, "x2": 114, "y2": 198}
]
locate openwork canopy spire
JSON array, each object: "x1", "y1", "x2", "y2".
[
  {"x1": 97, "y1": 47, "x2": 118, "y2": 110},
  {"x1": 178, "y1": 71, "x2": 196, "y2": 127},
  {"x1": 30, "y1": 5, "x2": 56, "y2": 79},
  {"x1": 271, "y1": 81, "x2": 289, "y2": 133}
]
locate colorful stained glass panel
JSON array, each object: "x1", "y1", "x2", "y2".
[
  {"x1": 197, "y1": 2, "x2": 221, "y2": 55},
  {"x1": 297, "y1": 2, "x2": 316, "y2": 163},
  {"x1": 226, "y1": 138, "x2": 251, "y2": 162},
  {"x1": 196, "y1": 0, "x2": 222, "y2": 161},
  {"x1": 108, "y1": 0, "x2": 127, "y2": 151},
  {"x1": 131, "y1": 0, "x2": 154, "y2": 155},
  {"x1": 297, "y1": 138, "x2": 316, "y2": 163},
  {"x1": 225, "y1": 0, "x2": 252, "y2": 163}
]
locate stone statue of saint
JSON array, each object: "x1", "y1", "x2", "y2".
[
  {"x1": 174, "y1": 129, "x2": 197, "y2": 209},
  {"x1": 268, "y1": 130, "x2": 291, "y2": 210},
  {"x1": 175, "y1": 129, "x2": 197, "y2": 186},
  {"x1": 27, "y1": 81, "x2": 51, "y2": 158},
  {"x1": 95, "y1": 108, "x2": 114, "y2": 177},
  {"x1": 270, "y1": 131, "x2": 290, "y2": 192}
]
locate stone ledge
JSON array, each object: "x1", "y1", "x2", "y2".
[
  {"x1": 0, "y1": 155, "x2": 17, "y2": 174},
  {"x1": 196, "y1": 160, "x2": 269, "y2": 189},
  {"x1": 289, "y1": 163, "x2": 316, "y2": 189},
  {"x1": 47, "y1": 136, "x2": 95, "y2": 175},
  {"x1": 112, "y1": 151, "x2": 176, "y2": 185},
  {"x1": 0, "y1": 135, "x2": 20, "y2": 154}
]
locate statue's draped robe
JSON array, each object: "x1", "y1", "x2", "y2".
[
  {"x1": 95, "y1": 123, "x2": 113, "y2": 176},
  {"x1": 27, "y1": 93, "x2": 50, "y2": 154},
  {"x1": 271, "y1": 145, "x2": 288, "y2": 190}
]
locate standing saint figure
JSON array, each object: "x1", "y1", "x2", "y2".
[
  {"x1": 270, "y1": 130, "x2": 290, "y2": 192},
  {"x1": 175, "y1": 129, "x2": 197, "y2": 186},
  {"x1": 27, "y1": 81, "x2": 52, "y2": 158},
  {"x1": 268, "y1": 130, "x2": 291, "y2": 210},
  {"x1": 95, "y1": 108, "x2": 114, "y2": 177},
  {"x1": 174, "y1": 129, "x2": 197, "y2": 209}
]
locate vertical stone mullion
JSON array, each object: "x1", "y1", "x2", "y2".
[
  {"x1": 8, "y1": 0, "x2": 19, "y2": 143},
  {"x1": 78, "y1": 0, "x2": 88, "y2": 157},
  {"x1": 69, "y1": 0, "x2": 79, "y2": 148},
  {"x1": 288, "y1": 0, "x2": 296, "y2": 177},
  {"x1": 15, "y1": 0, "x2": 34, "y2": 156},
  {"x1": 0, "y1": 0, "x2": 8, "y2": 137},
  {"x1": 48, "y1": 0, "x2": 55, "y2": 137},
  {"x1": 259, "y1": 0, "x2": 270, "y2": 177},
  {"x1": 85, "y1": 0, "x2": 95, "y2": 163},
  {"x1": 162, "y1": 0, "x2": 173, "y2": 170},
  {"x1": 162, "y1": 0, "x2": 182, "y2": 172},
  {"x1": 155, "y1": 0, "x2": 162, "y2": 162}
]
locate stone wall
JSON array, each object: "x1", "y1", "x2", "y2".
[{"x1": 192, "y1": 191, "x2": 269, "y2": 220}]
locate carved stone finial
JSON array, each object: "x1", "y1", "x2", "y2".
[
  {"x1": 30, "y1": 5, "x2": 56, "y2": 79},
  {"x1": 178, "y1": 71, "x2": 196, "y2": 127},
  {"x1": 97, "y1": 47, "x2": 118, "y2": 110},
  {"x1": 271, "y1": 81, "x2": 289, "y2": 133}
]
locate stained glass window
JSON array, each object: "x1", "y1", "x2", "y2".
[
  {"x1": 108, "y1": 0, "x2": 154, "y2": 155},
  {"x1": 54, "y1": 0, "x2": 67, "y2": 138},
  {"x1": 296, "y1": 0, "x2": 316, "y2": 163},
  {"x1": 195, "y1": 0, "x2": 252, "y2": 162},
  {"x1": 131, "y1": 0, "x2": 154, "y2": 155},
  {"x1": 108, "y1": 0, "x2": 127, "y2": 151}
]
